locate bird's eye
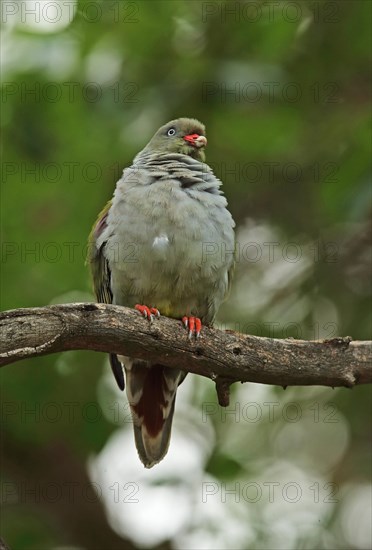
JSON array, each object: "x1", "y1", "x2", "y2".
[{"x1": 167, "y1": 128, "x2": 176, "y2": 136}]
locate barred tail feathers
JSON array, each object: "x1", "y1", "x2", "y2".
[{"x1": 124, "y1": 360, "x2": 183, "y2": 468}]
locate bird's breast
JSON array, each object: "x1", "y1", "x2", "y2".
[{"x1": 104, "y1": 175, "x2": 234, "y2": 319}]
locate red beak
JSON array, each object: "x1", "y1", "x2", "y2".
[{"x1": 183, "y1": 134, "x2": 207, "y2": 148}]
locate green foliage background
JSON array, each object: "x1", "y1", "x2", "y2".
[{"x1": 1, "y1": 1, "x2": 371, "y2": 549}]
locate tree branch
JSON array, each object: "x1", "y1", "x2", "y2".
[{"x1": 0, "y1": 304, "x2": 371, "y2": 400}]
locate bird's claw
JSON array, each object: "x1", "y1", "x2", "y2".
[
  {"x1": 182, "y1": 316, "x2": 202, "y2": 339},
  {"x1": 135, "y1": 304, "x2": 160, "y2": 323}
]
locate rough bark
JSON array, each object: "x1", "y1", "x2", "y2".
[{"x1": 0, "y1": 303, "x2": 371, "y2": 404}]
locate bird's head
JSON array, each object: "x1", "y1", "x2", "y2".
[{"x1": 142, "y1": 118, "x2": 207, "y2": 162}]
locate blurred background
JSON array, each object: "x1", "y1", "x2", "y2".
[{"x1": 1, "y1": 1, "x2": 371, "y2": 548}]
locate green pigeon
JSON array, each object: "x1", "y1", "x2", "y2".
[{"x1": 88, "y1": 118, "x2": 235, "y2": 468}]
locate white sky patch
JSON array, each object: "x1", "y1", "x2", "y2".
[
  {"x1": 89, "y1": 425, "x2": 211, "y2": 547},
  {"x1": 84, "y1": 38, "x2": 123, "y2": 85},
  {"x1": 230, "y1": 219, "x2": 313, "y2": 319},
  {"x1": 340, "y1": 484, "x2": 372, "y2": 549},
  {"x1": 1, "y1": 30, "x2": 78, "y2": 79},
  {"x1": 91, "y1": 366, "x2": 216, "y2": 548}
]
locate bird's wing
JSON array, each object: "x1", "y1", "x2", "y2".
[
  {"x1": 226, "y1": 240, "x2": 236, "y2": 298},
  {"x1": 87, "y1": 201, "x2": 125, "y2": 390}
]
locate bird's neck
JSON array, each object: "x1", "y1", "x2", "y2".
[{"x1": 135, "y1": 147, "x2": 205, "y2": 164}]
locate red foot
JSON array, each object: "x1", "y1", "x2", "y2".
[
  {"x1": 182, "y1": 316, "x2": 202, "y2": 339},
  {"x1": 135, "y1": 304, "x2": 160, "y2": 322}
]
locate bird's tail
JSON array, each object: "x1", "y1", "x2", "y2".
[{"x1": 123, "y1": 359, "x2": 185, "y2": 468}]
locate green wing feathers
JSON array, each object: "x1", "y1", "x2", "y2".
[
  {"x1": 87, "y1": 201, "x2": 125, "y2": 391},
  {"x1": 87, "y1": 200, "x2": 113, "y2": 304}
]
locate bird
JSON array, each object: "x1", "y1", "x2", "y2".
[{"x1": 88, "y1": 117, "x2": 235, "y2": 468}]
